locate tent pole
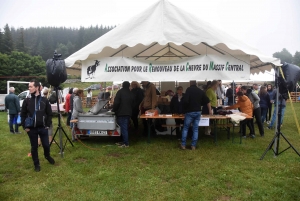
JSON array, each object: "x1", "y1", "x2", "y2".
[
  {"x1": 273, "y1": 66, "x2": 279, "y2": 155},
  {"x1": 233, "y1": 80, "x2": 235, "y2": 104},
  {"x1": 296, "y1": 83, "x2": 297, "y2": 103},
  {"x1": 181, "y1": 44, "x2": 201, "y2": 56},
  {"x1": 170, "y1": 46, "x2": 189, "y2": 57},
  {"x1": 145, "y1": 45, "x2": 169, "y2": 60},
  {"x1": 155, "y1": 51, "x2": 182, "y2": 61},
  {"x1": 110, "y1": 45, "x2": 128, "y2": 57},
  {"x1": 133, "y1": 42, "x2": 158, "y2": 58},
  {"x1": 202, "y1": 42, "x2": 225, "y2": 55}
]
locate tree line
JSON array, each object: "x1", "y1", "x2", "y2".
[
  {"x1": 0, "y1": 24, "x2": 115, "y2": 94},
  {"x1": 0, "y1": 24, "x2": 115, "y2": 60}
]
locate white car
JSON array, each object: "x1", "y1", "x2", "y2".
[{"x1": 18, "y1": 90, "x2": 65, "y2": 112}]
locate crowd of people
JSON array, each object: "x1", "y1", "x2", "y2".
[{"x1": 5, "y1": 79, "x2": 287, "y2": 171}]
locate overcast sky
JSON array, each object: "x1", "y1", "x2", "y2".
[{"x1": 1, "y1": 0, "x2": 299, "y2": 80}]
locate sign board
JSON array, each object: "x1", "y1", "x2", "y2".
[
  {"x1": 81, "y1": 54, "x2": 250, "y2": 81},
  {"x1": 198, "y1": 117, "x2": 210, "y2": 126}
]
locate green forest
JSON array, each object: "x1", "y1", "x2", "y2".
[
  {"x1": 0, "y1": 24, "x2": 115, "y2": 93},
  {"x1": 0, "y1": 24, "x2": 115, "y2": 60},
  {"x1": 0, "y1": 23, "x2": 299, "y2": 94}
]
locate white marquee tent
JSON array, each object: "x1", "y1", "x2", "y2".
[{"x1": 65, "y1": 0, "x2": 281, "y2": 81}]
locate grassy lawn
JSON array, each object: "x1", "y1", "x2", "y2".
[{"x1": 1, "y1": 104, "x2": 300, "y2": 201}]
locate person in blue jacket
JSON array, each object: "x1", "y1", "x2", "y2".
[
  {"x1": 5, "y1": 87, "x2": 21, "y2": 134},
  {"x1": 258, "y1": 86, "x2": 270, "y2": 124},
  {"x1": 266, "y1": 84, "x2": 275, "y2": 124},
  {"x1": 267, "y1": 90, "x2": 287, "y2": 129}
]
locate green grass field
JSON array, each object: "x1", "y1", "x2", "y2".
[{"x1": 0, "y1": 104, "x2": 300, "y2": 201}]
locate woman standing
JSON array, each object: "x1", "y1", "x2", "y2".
[
  {"x1": 259, "y1": 86, "x2": 270, "y2": 124},
  {"x1": 65, "y1": 88, "x2": 73, "y2": 126},
  {"x1": 72, "y1": 89, "x2": 84, "y2": 141},
  {"x1": 203, "y1": 80, "x2": 218, "y2": 136}
]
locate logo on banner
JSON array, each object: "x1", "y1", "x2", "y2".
[{"x1": 86, "y1": 60, "x2": 100, "y2": 79}]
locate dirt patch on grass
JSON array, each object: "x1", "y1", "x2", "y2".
[
  {"x1": 3, "y1": 173, "x2": 13, "y2": 179},
  {"x1": 226, "y1": 182, "x2": 233, "y2": 189},
  {"x1": 106, "y1": 153, "x2": 123, "y2": 158},
  {"x1": 245, "y1": 189, "x2": 252, "y2": 195},
  {"x1": 74, "y1": 158, "x2": 87, "y2": 163},
  {"x1": 215, "y1": 195, "x2": 232, "y2": 201}
]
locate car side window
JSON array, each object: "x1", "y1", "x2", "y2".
[{"x1": 18, "y1": 92, "x2": 27, "y2": 100}]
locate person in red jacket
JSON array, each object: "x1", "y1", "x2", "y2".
[
  {"x1": 225, "y1": 92, "x2": 255, "y2": 138},
  {"x1": 65, "y1": 88, "x2": 73, "y2": 126}
]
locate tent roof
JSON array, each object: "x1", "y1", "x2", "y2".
[{"x1": 65, "y1": 0, "x2": 280, "y2": 74}]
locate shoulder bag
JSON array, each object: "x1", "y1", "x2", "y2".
[{"x1": 25, "y1": 96, "x2": 42, "y2": 128}]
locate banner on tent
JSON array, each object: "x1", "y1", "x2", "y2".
[{"x1": 81, "y1": 55, "x2": 250, "y2": 81}]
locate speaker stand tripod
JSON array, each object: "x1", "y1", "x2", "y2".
[
  {"x1": 260, "y1": 84, "x2": 300, "y2": 159},
  {"x1": 50, "y1": 87, "x2": 73, "y2": 157}
]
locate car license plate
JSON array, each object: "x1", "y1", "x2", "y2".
[{"x1": 89, "y1": 130, "x2": 107, "y2": 135}]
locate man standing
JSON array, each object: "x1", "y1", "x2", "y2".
[
  {"x1": 21, "y1": 80, "x2": 55, "y2": 172},
  {"x1": 130, "y1": 81, "x2": 144, "y2": 130},
  {"x1": 97, "y1": 88, "x2": 104, "y2": 101},
  {"x1": 226, "y1": 83, "x2": 235, "y2": 106},
  {"x1": 241, "y1": 86, "x2": 264, "y2": 137},
  {"x1": 216, "y1": 80, "x2": 224, "y2": 106},
  {"x1": 267, "y1": 91, "x2": 287, "y2": 129},
  {"x1": 140, "y1": 81, "x2": 157, "y2": 136},
  {"x1": 5, "y1": 87, "x2": 21, "y2": 134},
  {"x1": 266, "y1": 84, "x2": 275, "y2": 124},
  {"x1": 252, "y1": 84, "x2": 259, "y2": 94},
  {"x1": 113, "y1": 81, "x2": 134, "y2": 147},
  {"x1": 170, "y1": 86, "x2": 185, "y2": 139},
  {"x1": 181, "y1": 80, "x2": 212, "y2": 150}
]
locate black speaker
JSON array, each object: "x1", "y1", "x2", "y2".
[
  {"x1": 46, "y1": 51, "x2": 67, "y2": 87},
  {"x1": 277, "y1": 62, "x2": 300, "y2": 96}
]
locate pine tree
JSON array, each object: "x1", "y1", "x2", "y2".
[
  {"x1": 0, "y1": 28, "x2": 3, "y2": 53},
  {"x1": 293, "y1": 51, "x2": 300, "y2": 66},
  {"x1": 37, "y1": 41, "x2": 45, "y2": 57},
  {"x1": 16, "y1": 27, "x2": 26, "y2": 52},
  {"x1": 2, "y1": 24, "x2": 14, "y2": 54}
]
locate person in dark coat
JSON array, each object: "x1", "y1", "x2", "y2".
[
  {"x1": 181, "y1": 81, "x2": 211, "y2": 150},
  {"x1": 170, "y1": 86, "x2": 184, "y2": 138},
  {"x1": 21, "y1": 80, "x2": 55, "y2": 172},
  {"x1": 259, "y1": 86, "x2": 270, "y2": 124},
  {"x1": 113, "y1": 81, "x2": 134, "y2": 147},
  {"x1": 266, "y1": 84, "x2": 275, "y2": 124},
  {"x1": 130, "y1": 81, "x2": 144, "y2": 130},
  {"x1": 226, "y1": 83, "x2": 235, "y2": 106},
  {"x1": 5, "y1": 87, "x2": 21, "y2": 134}
]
